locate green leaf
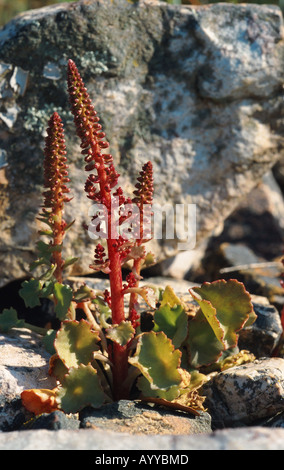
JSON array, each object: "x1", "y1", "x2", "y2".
[
  {"x1": 142, "y1": 251, "x2": 156, "y2": 268},
  {"x1": 39, "y1": 264, "x2": 57, "y2": 281},
  {"x1": 73, "y1": 284, "x2": 95, "y2": 302},
  {"x1": 129, "y1": 331, "x2": 182, "y2": 390},
  {"x1": 187, "y1": 279, "x2": 256, "y2": 368},
  {"x1": 40, "y1": 280, "x2": 54, "y2": 298},
  {"x1": 42, "y1": 329, "x2": 57, "y2": 355},
  {"x1": 63, "y1": 257, "x2": 79, "y2": 269},
  {"x1": 19, "y1": 279, "x2": 42, "y2": 308},
  {"x1": 29, "y1": 258, "x2": 48, "y2": 271},
  {"x1": 136, "y1": 375, "x2": 181, "y2": 401},
  {"x1": 49, "y1": 354, "x2": 69, "y2": 383},
  {"x1": 53, "y1": 282, "x2": 73, "y2": 320},
  {"x1": 153, "y1": 303, "x2": 188, "y2": 348},
  {"x1": 54, "y1": 320, "x2": 100, "y2": 369},
  {"x1": 38, "y1": 229, "x2": 54, "y2": 237},
  {"x1": 187, "y1": 307, "x2": 225, "y2": 368},
  {"x1": 92, "y1": 296, "x2": 111, "y2": 319},
  {"x1": 56, "y1": 364, "x2": 105, "y2": 413},
  {"x1": 106, "y1": 321, "x2": 135, "y2": 346},
  {"x1": 37, "y1": 240, "x2": 63, "y2": 255},
  {"x1": 190, "y1": 279, "x2": 256, "y2": 349},
  {"x1": 0, "y1": 308, "x2": 24, "y2": 333},
  {"x1": 159, "y1": 285, "x2": 185, "y2": 309},
  {"x1": 37, "y1": 215, "x2": 51, "y2": 225}
]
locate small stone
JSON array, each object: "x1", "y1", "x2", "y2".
[
  {"x1": 0, "y1": 395, "x2": 32, "y2": 432},
  {"x1": 238, "y1": 295, "x2": 283, "y2": 357},
  {"x1": 21, "y1": 410, "x2": 80, "y2": 431}
]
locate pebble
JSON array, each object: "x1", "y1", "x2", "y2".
[{"x1": 238, "y1": 295, "x2": 283, "y2": 357}]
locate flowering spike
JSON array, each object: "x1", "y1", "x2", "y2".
[
  {"x1": 39, "y1": 112, "x2": 72, "y2": 282},
  {"x1": 67, "y1": 59, "x2": 111, "y2": 175},
  {"x1": 67, "y1": 60, "x2": 155, "y2": 400},
  {"x1": 90, "y1": 243, "x2": 110, "y2": 274},
  {"x1": 68, "y1": 59, "x2": 130, "y2": 398},
  {"x1": 132, "y1": 161, "x2": 154, "y2": 205},
  {"x1": 43, "y1": 112, "x2": 70, "y2": 210},
  {"x1": 127, "y1": 161, "x2": 154, "y2": 320}
]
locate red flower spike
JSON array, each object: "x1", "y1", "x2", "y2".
[
  {"x1": 40, "y1": 112, "x2": 72, "y2": 283},
  {"x1": 90, "y1": 243, "x2": 110, "y2": 274},
  {"x1": 68, "y1": 59, "x2": 131, "y2": 398},
  {"x1": 127, "y1": 161, "x2": 154, "y2": 321},
  {"x1": 67, "y1": 60, "x2": 110, "y2": 175},
  {"x1": 132, "y1": 161, "x2": 154, "y2": 205}
]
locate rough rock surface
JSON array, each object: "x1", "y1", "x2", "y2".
[
  {"x1": 0, "y1": 0, "x2": 284, "y2": 285},
  {"x1": 1, "y1": 426, "x2": 284, "y2": 450},
  {"x1": 202, "y1": 357, "x2": 284, "y2": 429},
  {"x1": 0, "y1": 327, "x2": 56, "y2": 430},
  {"x1": 238, "y1": 295, "x2": 283, "y2": 357},
  {"x1": 79, "y1": 400, "x2": 211, "y2": 435},
  {"x1": 0, "y1": 328, "x2": 56, "y2": 397}
]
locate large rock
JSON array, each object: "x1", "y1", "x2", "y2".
[
  {"x1": 0, "y1": 328, "x2": 56, "y2": 399},
  {"x1": 0, "y1": 0, "x2": 284, "y2": 285},
  {"x1": 1, "y1": 426, "x2": 284, "y2": 450},
  {"x1": 202, "y1": 357, "x2": 284, "y2": 429},
  {"x1": 0, "y1": 328, "x2": 56, "y2": 430}
]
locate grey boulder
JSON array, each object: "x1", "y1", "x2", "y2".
[{"x1": 0, "y1": 0, "x2": 284, "y2": 285}]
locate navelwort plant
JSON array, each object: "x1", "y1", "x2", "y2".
[{"x1": 0, "y1": 60, "x2": 257, "y2": 416}]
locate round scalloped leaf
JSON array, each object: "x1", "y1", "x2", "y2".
[
  {"x1": 56, "y1": 364, "x2": 105, "y2": 413},
  {"x1": 136, "y1": 375, "x2": 181, "y2": 401},
  {"x1": 190, "y1": 279, "x2": 256, "y2": 350},
  {"x1": 0, "y1": 308, "x2": 24, "y2": 333},
  {"x1": 19, "y1": 279, "x2": 42, "y2": 308},
  {"x1": 106, "y1": 321, "x2": 135, "y2": 346},
  {"x1": 187, "y1": 308, "x2": 225, "y2": 368},
  {"x1": 153, "y1": 303, "x2": 188, "y2": 348},
  {"x1": 53, "y1": 282, "x2": 73, "y2": 320},
  {"x1": 54, "y1": 320, "x2": 100, "y2": 369},
  {"x1": 42, "y1": 329, "x2": 57, "y2": 355},
  {"x1": 129, "y1": 331, "x2": 182, "y2": 390},
  {"x1": 48, "y1": 354, "x2": 69, "y2": 383}
]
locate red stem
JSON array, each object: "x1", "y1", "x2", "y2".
[
  {"x1": 107, "y1": 223, "x2": 129, "y2": 399},
  {"x1": 95, "y1": 144, "x2": 129, "y2": 399}
]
